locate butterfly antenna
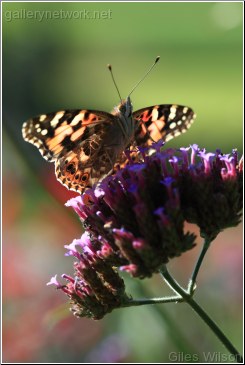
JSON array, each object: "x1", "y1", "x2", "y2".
[
  {"x1": 107, "y1": 64, "x2": 122, "y2": 101},
  {"x1": 128, "y1": 56, "x2": 160, "y2": 97}
]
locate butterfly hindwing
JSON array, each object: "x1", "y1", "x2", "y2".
[
  {"x1": 55, "y1": 134, "x2": 114, "y2": 193},
  {"x1": 133, "y1": 104, "x2": 195, "y2": 146},
  {"x1": 22, "y1": 109, "x2": 119, "y2": 193}
]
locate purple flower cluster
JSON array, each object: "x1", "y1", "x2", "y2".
[
  {"x1": 47, "y1": 233, "x2": 129, "y2": 319},
  {"x1": 49, "y1": 143, "x2": 243, "y2": 319},
  {"x1": 177, "y1": 146, "x2": 242, "y2": 239}
]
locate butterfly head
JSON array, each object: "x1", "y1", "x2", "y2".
[{"x1": 116, "y1": 96, "x2": 133, "y2": 118}]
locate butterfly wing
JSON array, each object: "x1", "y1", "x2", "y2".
[
  {"x1": 22, "y1": 104, "x2": 196, "y2": 193},
  {"x1": 133, "y1": 104, "x2": 196, "y2": 146},
  {"x1": 22, "y1": 109, "x2": 115, "y2": 161},
  {"x1": 22, "y1": 109, "x2": 117, "y2": 193}
]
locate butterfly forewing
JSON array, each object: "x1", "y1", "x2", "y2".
[
  {"x1": 22, "y1": 109, "x2": 115, "y2": 161},
  {"x1": 133, "y1": 104, "x2": 195, "y2": 146}
]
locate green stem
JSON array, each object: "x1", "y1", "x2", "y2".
[
  {"x1": 122, "y1": 295, "x2": 183, "y2": 307},
  {"x1": 188, "y1": 237, "x2": 212, "y2": 294},
  {"x1": 160, "y1": 266, "x2": 243, "y2": 363}
]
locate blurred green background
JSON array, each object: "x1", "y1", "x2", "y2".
[{"x1": 2, "y1": 2, "x2": 243, "y2": 363}]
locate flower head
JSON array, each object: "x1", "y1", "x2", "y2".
[
  {"x1": 66, "y1": 144, "x2": 242, "y2": 267},
  {"x1": 48, "y1": 236, "x2": 129, "y2": 319},
  {"x1": 179, "y1": 148, "x2": 243, "y2": 239},
  {"x1": 66, "y1": 144, "x2": 200, "y2": 278},
  {"x1": 51, "y1": 144, "x2": 242, "y2": 319}
]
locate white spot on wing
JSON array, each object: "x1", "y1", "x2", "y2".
[
  {"x1": 50, "y1": 111, "x2": 65, "y2": 128},
  {"x1": 70, "y1": 112, "x2": 85, "y2": 126},
  {"x1": 39, "y1": 115, "x2": 47, "y2": 122},
  {"x1": 170, "y1": 122, "x2": 177, "y2": 129},
  {"x1": 152, "y1": 107, "x2": 159, "y2": 121},
  {"x1": 176, "y1": 129, "x2": 186, "y2": 134},
  {"x1": 169, "y1": 105, "x2": 177, "y2": 120}
]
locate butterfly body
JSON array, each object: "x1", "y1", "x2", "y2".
[{"x1": 22, "y1": 96, "x2": 195, "y2": 194}]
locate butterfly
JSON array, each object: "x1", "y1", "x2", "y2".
[{"x1": 22, "y1": 59, "x2": 196, "y2": 194}]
